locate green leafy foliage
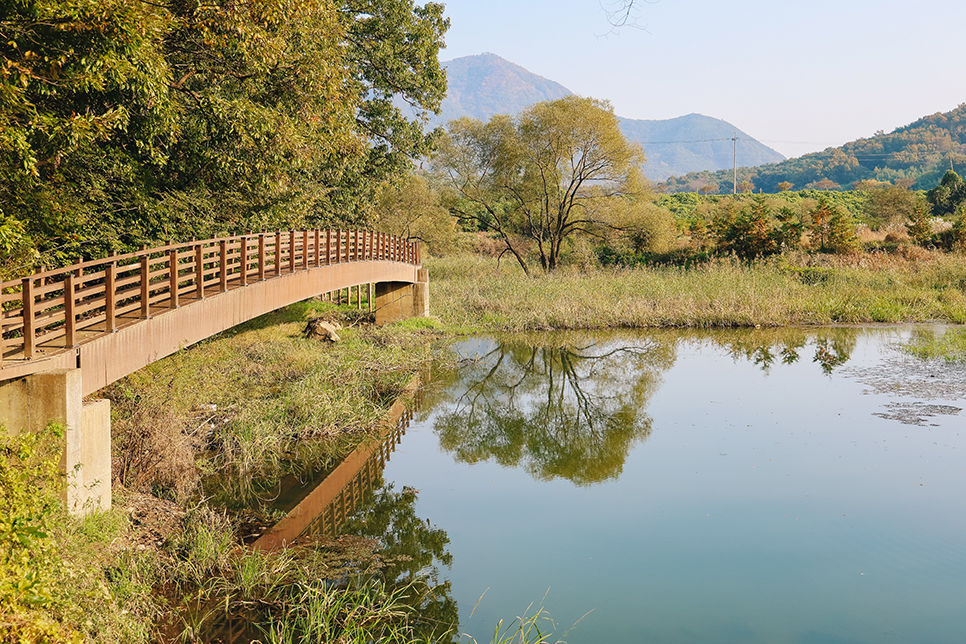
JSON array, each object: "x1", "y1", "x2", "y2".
[
  {"x1": 926, "y1": 170, "x2": 966, "y2": 217},
  {"x1": 807, "y1": 198, "x2": 859, "y2": 254},
  {"x1": 0, "y1": 423, "x2": 84, "y2": 643},
  {"x1": 905, "y1": 199, "x2": 934, "y2": 245},
  {"x1": 0, "y1": 0, "x2": 448, "y2": 274},
  {"x1": 0, "y1": 424, "x2": 65, "y2": 610},
  {"x1": 658, "y1": 190, "x2": 873, "y2": 226},
  {"x1": 373, "y1": 171, "x2": 458, "y2": 255},
  {"x1": 866, "y1": 184, "x2": 920, "y2": 228},
  {"x1": 436, "y1": 95, "x2": 666, "y2": 273},
  {"x1": 711, "y1": 197, "x2": 802, "y2": 259}
]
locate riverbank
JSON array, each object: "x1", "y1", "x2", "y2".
[
  {"x1": 2, "y1": 299, "x2": 454, "y2": 643},
  {"x1": 6, "y1": 249, "x2": 966, "y2": 642},
  {"x1": 427, "y1": 250, "x2": 966, "y2": 330}
]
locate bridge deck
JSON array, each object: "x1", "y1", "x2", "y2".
[{"x1": 1, "y1": 230, "x2": 420, "y2": 395}]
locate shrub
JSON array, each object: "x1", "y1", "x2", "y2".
[{"x1": 0, "y1": 424, "x2": 82, "y2": 644}]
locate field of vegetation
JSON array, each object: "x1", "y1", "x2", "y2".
[
  {"x1": 428, "y1": 251, "x2": 966, "y2": 330},
  {"x1": 4, "y1": 4, "x2": 966, "y2": 641},
  {"x1": 2, "y1": 301, "x2": 458, "y2": 643},
  {"x1": 5, "y1": 234, "x2": 966, "y2": 642}
]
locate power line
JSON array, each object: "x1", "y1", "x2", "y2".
[{"x1": 638, "y1": 137, "x2": 736, "y2": 145}]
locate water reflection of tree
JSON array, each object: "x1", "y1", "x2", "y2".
[
  {"x1": 341, "y1": 480, "x2": 458, "y2": 641},
  {"x1": 432, "y1": 334, "x2": 676, "y2": 486},
  {"x1": 707, "y1": 327, "x2": 858, "y2": 374}
]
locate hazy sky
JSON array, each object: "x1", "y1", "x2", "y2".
[{"x1": 438, "y1": 0, "x2": 966, "y2": 158}]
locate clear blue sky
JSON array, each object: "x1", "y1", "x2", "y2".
[{"x1": 438, "y1": 0, "x2": 966, "y2": 158}]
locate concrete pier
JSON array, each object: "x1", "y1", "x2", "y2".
[{"x1": 0, "y1": 369, "x2": 111, "y2": 514}]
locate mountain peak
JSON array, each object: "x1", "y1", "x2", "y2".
[
  {"x1": 438, "y1": 54, "x2": 572, "y2": 123},
  {"x1": 436, "y1": 54, "x2": 784, "y2": 180}
]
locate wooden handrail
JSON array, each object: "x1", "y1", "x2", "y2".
[{"x1": 1, "y1": 230, "x2": 419, "y2": 366}]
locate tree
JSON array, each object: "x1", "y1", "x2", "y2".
[
  {"x1": 712, "y1": 197, "x2": 801, "y2": 259},
  {"x1": 926, "y1": 170, "x2": 966, "y2": 217},
  {"x1": 603, "y1": 0, "x2": 643, "y2": 30},
  {"x1": 777, "y1": 181, "x2": 794, "y2": 192},
  {"x1": 0, "y1": 0, "x2": 448, "y2": 271},
  {"x1": 374, "y1": 171, "x2": 457, "y2": 255},
  {"x1": 0, "y1": 0, "x2": 175, "y2": 267},
  {"x1": 336, "y1": 0, "x2": 449, "y2": 216},
  {"x1": 161, "y1": 0, "x2": 365, "y2": 234},
  {"x1": 866, "y1": 183, "x2": 918, "y2": 228},
  {"x1": 905, "y1": 199, "x2": 934, "y2": 245},
  {"x1": 811, "y1": 179, "x2": 841, "y2": 191},
  {"x1": 435, "y1": 95, "x2": 652, "y2": 274},
  {"x1": 808, "y1": 198, "x2": 858, "y2": 253}
]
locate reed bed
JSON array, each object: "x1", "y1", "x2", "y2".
[{"x1": 427, "y1": 251, "x2": 966, "y2": 331}]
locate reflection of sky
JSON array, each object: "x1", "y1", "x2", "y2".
[{"x1": 378, "y1": 329, "x2": 966, "y2": 644}]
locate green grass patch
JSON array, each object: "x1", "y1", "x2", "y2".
[
  {"x1": 0, "y1": 425, "x2": 161, "y2": 643},
  {"x1": 107, "y1": 299, "x2": 449, "y2": 512},
  {"x1": 426, "y1": 251, "x2": 966, "y2": 330}
]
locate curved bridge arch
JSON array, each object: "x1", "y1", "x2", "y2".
[
  {"x1": 1, "y1": 230, "x2": 423, "y2": 395},
  {"x1": 0, "y1": 230, "x2": 426, "y2": 514}
]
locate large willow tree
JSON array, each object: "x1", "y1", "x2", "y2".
[
  {"x1": 436, "y1": 95, "x2": 652, "y2": 274},
  {"x1": 0, "y1": 0, "x2": 447, "y2": 276}
]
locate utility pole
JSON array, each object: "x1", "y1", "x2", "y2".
[{"x1": 732, "y1": 134, "x2": 738, "y2": 195}]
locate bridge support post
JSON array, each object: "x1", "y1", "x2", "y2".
[
  {"x1": 375, "y1": 282, "x2": 413, "y2": 325},
  {"x1": 375, "y1": 270, "x2": 429, "y2": 325},
  {"x1": 0, "y1": 369, "x2": 111, "y2": 515},
  {"x1": 413, "y1": 268, "x2": 429, "y2": 318}
]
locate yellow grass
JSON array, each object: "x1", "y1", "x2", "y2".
[{"x1": 427, "y1": 250, "x2": 966, "y2": 330}]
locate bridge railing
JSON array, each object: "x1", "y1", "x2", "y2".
[{"x1": 1, "y1": 230, "x2": 419, "y2": 366}]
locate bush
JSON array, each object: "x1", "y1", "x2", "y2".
[{"x1": 0, "y1": 424, "x2": 81, "y2": 644}]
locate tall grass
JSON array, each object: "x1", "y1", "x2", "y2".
[
  {"x1": 107, "y1": 300, "x2": 445, "y2": 508},
  {"x1": 1, "y1": 425, "x2": 161, "y2": 643},
  {"x1": 258, "y1": 579, "x2": 427, "y2": 644},
  {"x1": 427, "y1": 251, "x2": 966, "y2": 330}
]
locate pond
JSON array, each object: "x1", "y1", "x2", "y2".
[{"x1": 296, "y1": 326, "x2": 966, "y2": 644}]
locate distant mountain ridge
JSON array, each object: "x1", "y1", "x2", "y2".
[
  {"x1": 618, "y1": 114, "x2": 784, "y2": 181},
  {"x1": 435, "y1": 53, "x2": 785, "y2": 181},
  {"x1": 658, "y1": 104, "x2": 966, "y2": 194}
]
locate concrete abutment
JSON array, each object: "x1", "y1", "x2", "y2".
[
  {"x1": 0, "y1": 369, "x2": 111, "y2": 515},
  {"x1": 375, "y1": 268, "x2": 429, "y2": 325}
]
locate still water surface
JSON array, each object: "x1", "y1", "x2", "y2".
[{"x1": 343, "y1": 327, "x2": 966, "y2": 644}]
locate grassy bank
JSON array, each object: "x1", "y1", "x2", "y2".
[
  {"x1": 428, "y1": 250, "x2": 966, "y2": 330},
  {"x1": 107, "y1": 300, "x2": 447, "y2": 510},
  {"x1": 3, "y1": 300, "x2": 454, "y2": 643}
]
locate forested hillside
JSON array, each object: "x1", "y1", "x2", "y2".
[
  {"x1": 0, "y1": 0, "x2": 447, "y2": 276},
  {"x1": 659, "y1": 104, "x2": 966, "y2": 194}
]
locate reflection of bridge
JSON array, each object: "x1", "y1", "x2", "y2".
[
  {"x1": 254, "y1": 377, "x2": 421, "y2": 550},
  {"x1": 183, "y1": 380, "x2": 421, "y2": 644},
  {"x1": 0, "y1": 231, "x2": 428, "y2": 513}
]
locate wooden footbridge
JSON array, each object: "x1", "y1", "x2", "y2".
[{"x1": 0, "y1": 230, "x2": 428, "y2": 514}]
